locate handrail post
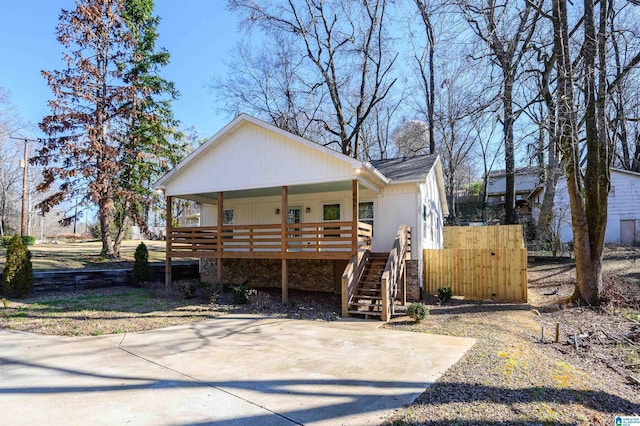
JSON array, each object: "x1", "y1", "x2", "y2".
[
  {"x1": 216, "y1": 192, "x2": 223, "y2": 285},
  {"x1": 281, "y1": 186, "x2": 289, "y2": 304},
  {"x1": 352, "y1": 179, "x2": 358, "y2": 254},
  {"x1": 381, "y1": 273, "x2": 389, "y2": 321},
  {"x1": 165, "y1": 195, "x2": 172, "y2": 291}
]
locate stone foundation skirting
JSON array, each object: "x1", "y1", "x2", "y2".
[{"x1": 201, "y1": 258, "x2": 348, "y2": 293}]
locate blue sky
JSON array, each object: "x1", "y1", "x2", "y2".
[{"x1": 0, "y1": 1, "x2": 242, "y2": 139}]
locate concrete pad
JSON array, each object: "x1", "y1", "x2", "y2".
[{"x1": 0, "y1": 316, "x2": 474, "y2": 425}]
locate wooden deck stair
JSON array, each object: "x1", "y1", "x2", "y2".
[{"x1": 347, "y1": 252, "x2": 388, "y2": 319}]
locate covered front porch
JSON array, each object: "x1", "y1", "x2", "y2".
[{"x1": 163, "y1": 179, "x2": 373, "y2": 304}]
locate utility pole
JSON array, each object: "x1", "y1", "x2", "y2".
[{"x1": 10, "y1": 136, "x2": 37, "y2": 236}]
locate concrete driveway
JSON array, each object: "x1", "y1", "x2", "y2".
[{"x1": 0, "y1": 315, "x2": 474, "y2": 425}]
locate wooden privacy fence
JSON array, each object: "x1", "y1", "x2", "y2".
[{"x1": 423, "y1": 225, "x2": 528, "y2": 302}]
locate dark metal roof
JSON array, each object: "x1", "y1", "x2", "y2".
[
  {"x1": 488, "y1": 166, "x2": 541, "y2": 178},
  {"x1": 370, "y1": 155, "x2": 438, "y2": 182}
]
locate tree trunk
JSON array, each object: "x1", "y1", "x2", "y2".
[
  {"x1": 553, "y1": 0, "x2": 607, "y2": 305},
  {"x1": 99, "y1": 196, "x2": 115, "y2": 258},
  {"x1": 503, "y1": 74, "x2": 517, "y2": 224},
  {"x1": 112, "y1": 215, "x2": 128, "y2": 259}
]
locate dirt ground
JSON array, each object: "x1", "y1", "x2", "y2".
[{"x1": 384, "y1": 246, "x2": 640, "y2": 425}]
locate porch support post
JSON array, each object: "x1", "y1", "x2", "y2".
[
  {"x1": 165, "y1": 195, "x2": 172, "y2": 291},
  {"x1": 281, "y1": 185, "x2": 288, "y2": 304},
  {"x1": 216, "y1": 192, "x2": 224, "y2": 285},
  {"x1": 352, "y1": 179, "x2": 359, "y2": 254}
]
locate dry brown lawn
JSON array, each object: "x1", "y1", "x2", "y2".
[{"x1": 384, "y1": 246, "x2": 640, "y2": 425}]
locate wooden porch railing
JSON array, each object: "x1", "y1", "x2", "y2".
[
  {"x1": 380, "y1": 225, "x2": 411, "y2": 321},
  {"x1": 340, "y1": 238, "x2": 372, "y2": 317},
  {"x1": 168, "y1": 221, "x2": 372, "y2": 259}
]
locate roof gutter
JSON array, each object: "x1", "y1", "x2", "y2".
[{"x1": 361, "y1": 161, "x2": 390, "y2": 184}]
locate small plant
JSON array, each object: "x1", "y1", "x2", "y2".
[
  {"x1": 231, "y1": 283, "x2": 248, "y2": 304},
  {"x1": 406, "y1": 303, "x2": 429, "y2": 322},
  {"x1": 248, "y1": 289, "x2": 271, "y2": 310},
  {"x1": 1, "y1": 235, "x2": 34, "y2": 298},
  {"x1": 132, "y1": 242, "x2": 151, "y2": 285},
  {"x1": 174, "y1": 280, "x2": 197, "y2": 299},
  {"x1": 437, "y1": 286, "x2": 453, "y2": 303}
]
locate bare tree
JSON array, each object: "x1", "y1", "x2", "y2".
[
  {"x1": 549, "y1": 0, "x2": 640, "y2": 304},
  {"x1": 459, "y1": 0, "x2": 542, "y2": 224},
  {"x1": 213, "y1": 36, "x2": 325, "y2": 140},
  {"x1": 392, "y1": 120, "x2": 430, "y2": 157},
  {"x1": 227, "y1": 0, "x2": 397, "y2": 158},
  {"x1": 411, "y1": 0, "x2": 438, "y2": 155}
]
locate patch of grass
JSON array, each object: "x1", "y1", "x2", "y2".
[
  {"x1": 0, "y1": 286, "x2": 219, "y2": 336},
  {"x1": 0, "y1": 240, "x2": 174, "y2": 271}
]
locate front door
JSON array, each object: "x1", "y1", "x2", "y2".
[
  {"x1": 287, "y1": 206, "x2": 302, "y2": 226},
  {"x1": 287, "y1": 206, "x2": 302, "y2": 241},
  {"x1": 620, "y1": 220, "x2": 636, "y2": 245}
]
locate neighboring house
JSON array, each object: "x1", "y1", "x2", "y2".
[
  {"x1": 486, "y1": 166, "x2": 543, "y2": 223},
  {"x1": 155, "y1": 114, "x2": 448, "y2": 319},
  {"x1": 555, "y1": 168, "x2": 640, "y2": 245}
]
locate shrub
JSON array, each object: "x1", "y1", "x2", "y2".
[
  {"x1": 437, "y1": 286, "x2": 453, "y2": 303},
  {"x1": 406, "y1": 303, "x2": 429, "y2": 322},
  {"x1": 132, "y1": 242, "x2": 151, "y2": 285},
  {"x1": 1, "y1": 235, "x2": 34, "y2": 298},
  {"x1": 231, "y1": 284, "x2": 248, "y2": 304},
  {"x1": 248, "y1": 289, "x2": 271, "y2": 310},
  {"x1": 174, "y1": 280, "x2": 197, "y2": 299}
]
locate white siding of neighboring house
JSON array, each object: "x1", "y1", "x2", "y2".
[
  {"x1": 163, "y1": 121, "x2": 357, "y2": 197},
  {"x1": 555, "y1": 169, "x2": 640, "y2": 244},
  {"x1": 487, "y1": 171, "x2": 540, "y2": 204}
]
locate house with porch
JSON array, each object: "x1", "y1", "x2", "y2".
[{"x1": 154, "y1": 114, "x2": 448, "y2": 320}]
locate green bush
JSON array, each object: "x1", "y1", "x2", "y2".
[
  {"x1": 231, "y1": 284, "x2": 248, "y2": 304},
  {"x1": 1, "y1": 235, "x2": 34, "y2": 298},
  {"x1": 132, "y1": 242, "x2": 151, "y2": 285},
  {"x1": 437, "y1": 286, "x2": 453, "y2": 303},
  {"x1": 406, "y1": 303, "x2": 429, "y2": 322}
]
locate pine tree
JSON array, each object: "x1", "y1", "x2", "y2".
[
  {"x1": 1, "y1": 235, "x2": 33, "y2": 298},
  {"x1": 132, "y1": 241, "x2": 151, "y2": 284},
  {"x1": 34, "y1": 0, "x2": 182, "y2": 258},
  {"x1": 112, "y1": 0, "x2": 184, "y2": 257}
]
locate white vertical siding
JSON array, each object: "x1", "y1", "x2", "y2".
[
  {"x1": 420, "y1": 168, "x2": 445, "y2": 249},
  {"x1": 373, "y1": 183, "x2": 418, "y2": 255},
  {"x1": 199, "y1": 189, "x2": 380, "y2": 227},
  {"x1": 164, "y1": 122, "x2": 356, "y2": 197}
]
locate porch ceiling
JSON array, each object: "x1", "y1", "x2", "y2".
[{"x1": 177, "y1": 180, "x2": 368, "y2": 203}]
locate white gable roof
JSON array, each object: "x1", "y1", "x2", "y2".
[{"x1": 156, "y1": 114, "x2": 376, "y2": 196}]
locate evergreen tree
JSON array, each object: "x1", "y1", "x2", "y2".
[
  {"x1": 34, "y1": 0, "x2": 182, "y2": 258},
  {"x1": 1, "y1": 235, "x2": 33, "y2": 298},
  {"x1": 132, "y1": 241, "x2": 151, "y2": 284},
  {"x1": 113, "y1": 0, "x2": 184, "y2": 256}
]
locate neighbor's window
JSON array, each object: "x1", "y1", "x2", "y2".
[
  {"x1": 323, "y1": 203, "x2": 341, "y2": 221},
  {"x1": 223, "y1": 209, "x2": 234, "y2": 225}
]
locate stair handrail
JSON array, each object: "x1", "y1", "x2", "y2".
[
  {"x1": 381, "y1": 225, "x2": 411, "y2": 321},
  {"x1": 341, "y1": 249, "x2": 370, "y2": 317}
]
